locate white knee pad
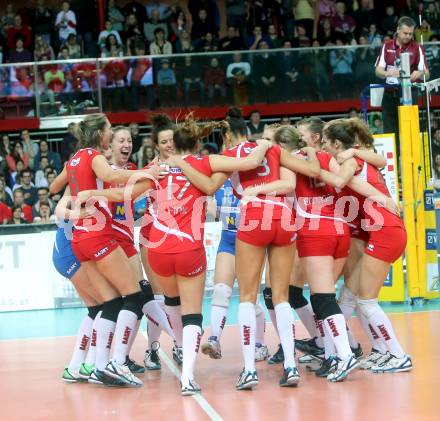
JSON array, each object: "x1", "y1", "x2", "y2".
[
  {"x1": 338, "y1": 285, "x2": 357, "y2": 307},
  {"x1": 255, "y1": 302, "x2": 264, "y2": 317},
  {"x1": 357, "y1": 298, "x2": 379, "y2": 320},
  {"x1": 211, "y1": 283, "x2": 232, "y2": 308}
]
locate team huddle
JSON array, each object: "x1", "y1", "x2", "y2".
[{"x1": 51, "y1": 108, "x2": 411, "y2": 396}]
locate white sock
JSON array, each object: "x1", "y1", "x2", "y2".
[
  {"x1": 147, "y1": 316, "x2": 162, "y2": 348},
  {"x1": 210, "y1": 305, "x2": 228, "y2": 340},
  {"x1": 112, "y1": 310, "x2": 138, "y2": 365},
  {"x1": 275, "y1": 302, "x2": 296, "y2": 369},
  {"x1": 143, "y1": 300, "x2": 175, "y2": 340},
  {"x1": 295, "y1": 303, "x2": 318, "y2": 339},
  {"x1": 181, "y1": 324, "x2": 202, "y2": 385},
  {"x1": 346, "y1": 325, "x2": 359, "y2": 349},
  {"x1": 323, "y1": 314, "x2": 353, "y2": 360},
  {"x1": 68, "y1": 315, "x2": 93, "y2": 371},
  {"x1": 338, "y1": 286, "x2": 359, "y2": 349},
  {"x1": 358, "y1": 299, "x2": 405, "y2": 358},
  {"x1": 238, "y1": 302, "x2": 256, "y2": 372},
  {"x1": 165, "y1": 304, "x2": 183, "y2": 347},
  {"x1": 126, "y1": 318, "x2": 141, "y2": 357},
  {"x1": 95, "y1": 317, "x2": 116, "y2": 371},
  {"x1": 357, "y1": 307, "x2": 387, "y2": 353},
  {"x1": 255, "y1": 302, "x2": 266, "y2": 345},
  {"x1": 318, "y1": 319, "x2": 336, "y2": 358},
  {"x1": 84, "y1": 311, "x2": 101, "y2": 366},
  {"x1": 267, "y1": 309, "x2": 279, "y2": 336},
  {"x1": 313, "y1": 315, "x2": 324, "y2": 348}
]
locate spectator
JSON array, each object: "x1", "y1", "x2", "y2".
[
  {"x1": 8, "y1": 205, "x2": 28, "y2": 225},
  {"x1": 434, "y1": 153, "x2": 440, "y2": 179},
  {"x1": 426, "y1": 35, "x2": 440, "y2": 80},
  {"x1": 352, "y1": 0, "x2": 377, "y2": 37},
  {"x1": 331, "y1": 2, "x2": 355, "y2": 38},
  {"x1": 329, "y1": 38, "x2": 354, "y2": 98},
  {"x1": 369, "y1": 112, "x2": 383, "y2": 135},
  {"x1": 6, "y1": 14, "x2": 32, "y2": 50},
  {"x1": 13, "y1": 169, "x2": 38, "y2": 206},
  {"x1": 34, "y1": 35, "x2": 55, "y2": 61},
  {"x1": 6, "y1": 142, "x2": 29, "y2": 172},
  {"x1": 149, "y1": 28, "x2": 172, "y2": 55},
  {"x1": 191, "y1": 8, "x2": 217, "y2": 40},
  {"x1": 247, "y1": 109, "x2": 265, "y2": 135},
  {"x1": 34, "y1": 139, "x2": 62, "y2": 173},
  {"x1": 70, "y1": 0, "x2": 98, "y2": 58},
  {"x1": 136, "y1": 137, "x2": 156, "y2": 167},
  {"x1": 140, "y1": 145, "x2": 156, "y2": 167},
  {"x1": 34, "y1": 156, "x2": 50, "y2": 187},
  {"x1": 144, "y1": 8, "x2": 168, "y2": 43},
  {"x1": 294, "y1": 0, "x2": 316, "y2": 41},
  {"x1": 101, "y1": 34, "x2": 123, "y2": 58},
  {"x1": 188, "y1": 0, "x2": 218, "y2": 30},
  {"x1": 348, "y1": 107, "x2": 360, "y2": 118},
  {"x1": 42, "y1": 64, "x2": 65, "y2": 109},
  {"x1": 0, "y1": 200, "x2": 11, "y2": 224},
  {"x1": 157, "y1": 58, "x2": 177, "y2": 107},
  {"x1": 8, "y1": 37, "x2": 32, "y2": 63},
  {"x1": 169, "y1": 8, "x2": 189, "y2": 43},
  {"x1": 253, "y1": 41, "x2": 281, "y2": 103},
  {"x1": 98, "y1": 20, "x2": 123, "y2": 51},
  {"x1": 21, "y1": 129, "x2": 38, "y2": 167},
  {"x1": 415, "y1": 19, "x2": 433, "y2": 44},
  {"x1": 226, "y1": 52, "x2": 251, "y2": 106},
  {"x1": 1, "y1": 4, "x2": 16, "y2": 32},
  {"x1": 302, "y1": 39, "x2": 330, "y2": 100},
  {"x1": 175, "y1": 30, "x2": 194, "y2": 53},
  {"x1": 107, "y1": 0, "x2": 125, "y2": 33},
  {"x1": 246, "y1": 26, "x2": 269, "y2": 50},
  {"x1": 33, "y1": 201, "x2": 56, "y2": 224},
  {"x1": 60, "y1": 123, "x2": 77, "y2": 163},
  {"x1": 9, "y1": 160, "x2": 24, "y2": 188},
  {"x1": 279, "y1": 40, "x2": 299, "y2": 101},
  {"x1": 354, "y1": 35, "x2": 377, "y2": 92},
  {"x1": 367, "y1": 23, "x2": 382, "y2": 47},
  {"x1": 280, "y1": 116, "x2": 291, "y2": 125},
  {"x1": 316, "y1": 0, "x2": 336, "y2": 21},
  {"x1": 226, "y1": 0, "x2": 246, "y2": 39},
  {"x1": 317, "y1": 16, "x2": 335, "y2": 45},
  {"x1": 123, "y1": 1, "x2": 148, "y2": 27},
  {"x1": 125, "y1": 13, "x2": 145, "y2": 50},
  {"x1": 129, "y1": 123, "x2": 142, "y2": 154},
  {"x1": 204, "y1": 57, "x2": 226, "y2": 105},
  {"x1": 102, "y1": 49, "x2": 128, "y2": 111},
  {"x1": 424, "y1": 2, "x2": 440, "y2": 33},
  {"x1": 381, "y1": 5, "x2": 398, "y2": 37},
  {"x1": 57, "y1": 45, "x2": 71, "y2": 60},
  {"x1": 32, "y1": 187, "x2": 54, "y2": 216},
  {"x1": 295, "y1": 23, "x2": 312, "y2": 47},
  {"x1": 197, "y1": 32, "x2": 219, "y2": 52},
  {"x1": 219, "y1": 26, "x2": 245, "y2": 51},
  {"x1": 146, "y1": 0, "x2": 167, "y2": 20},
  {"x1": 64, "y1": 33, "x2": 81, "y2": 59},
  {"x1": 31, "y1": 0, "x2": 53, "y2": 45},
  {"x1": 268, "y1": 23, "x2": 282, "y2": 48},
  {"x1": 0, "y1": 177, "x2": 13, "y2": 207},
  {"x1": 246, "y1": 0, "x2": 269, "y2": 33},
  {"x1": 46, "y1": 170, "x2": 62, "y2": 204},
  {"x1": 181, "y1": 55, "x2": 205, "y2": 107},
  {"x1": 55, "y1": 1, "x2": 77, "y2": 45},
  {"x1": 2, "y1": 135, "x2": 12, "y2": 157},
  {"x1": 0, "y1": 141, "x2": 7, "y2": 177}
]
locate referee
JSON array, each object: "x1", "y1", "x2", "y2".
[{"x1": 375, "y1": 16, "x2": 429, "y2": 136}]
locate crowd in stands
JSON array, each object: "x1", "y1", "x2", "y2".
[{"x1": 0, "y1": 1, "x2": 439, "y2": 112}]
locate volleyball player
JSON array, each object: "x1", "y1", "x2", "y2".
[{"x1": 319, "y1": 118, "x2": 412, "y2": 373}]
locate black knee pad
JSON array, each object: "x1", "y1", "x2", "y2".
[
  {"x1": 289, "y1": 286, "x2": 308, "y2": 309},
  {"x1": 310, "y1": 294, "x2": 319, "y2": 317},
  {"x1": 101, "y1": 296, "x2": 123, "y2": 323},
  {"x1": 87, "y1": 304, "x2": 103, "y2": 320},
  {"x1": 139, "y1": 279, "x2": 154, "y2": 304},
  {"x1": 263, "y1": 287, "x2": 274, "y2": 310},
  {"x1": 164, "y1": 295, "x2": 181, "y2": 306},
  {"x1": 181, "y1": 313, "x2": 203, "y2": 329},
  {"x1": 123, "y1": 291, "x2": 145, "y2": 318},
  {"x1": 312, "y1": 293, "x2": 342, "y2": 321}
]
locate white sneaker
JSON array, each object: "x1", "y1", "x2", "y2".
[
  {"x1": 327, "y1": 355, "x2": 360, "y2": 382},
  {"x1": 254, "y1": 343, "x2": 269, "y2": 362},
  {"x1": 371, "y1": 354, "x2": 413, "y2": 373},
  {"x1": 172, "y1": 344, "x2": 183, "y2": 366},
  {"x1": 104, "y1": 360, "x2": 143, "y2": 387},
  {"x1": 359, "y1": 349, "x2": 386, "y2": 370},
  {"x1": 181, "y1": 379, "x2": 202, "y2": 396},
  {"x1": 236, "y1": 368, "x2": 258, "y2": 390},
  {"x1": 201, "y1": 336, "x2": 222, "y2": 359}
]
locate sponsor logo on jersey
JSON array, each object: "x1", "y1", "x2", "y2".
[
  {"x1": 113, "y1": 202, "x2": 126, "y2": 220},
  {"x1": 94, "y1": 246, "x2": 109, "y2": 258},
  {"x1": 169, "y1": 167, "x2": 183, "y2": 174},
  {"x1": 70, "y1": 158, "x2": 81, "y2": 167},
  {"x1": 367, "y1": 243, "x2": 375, "y2": 251},
  {"x1": 66, "y1": 261, "x2": 78, "y2": 275}
]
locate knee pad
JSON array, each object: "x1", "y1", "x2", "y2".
[
  {"x1": 164, "y1": 295, "x2": 181, "y2": 306},
  {"x1": 263, "y1": 287, "x2": 274, "y2": 310},
  {"x1": 139, "y1": 279, "x2": 154, "y2": 303},
  {"x1": 338, "y1": 285, "x2": 357, "y2": 307},
  {"x1": 123, "y1": 291, "x2": 145, "y2": 318},
  {"x1": 181, "y1": 313, "x2": 203, "y2": 329},
  {"x1": 357, "y1": 298, "x2": 379, "y2": 320},
  {"x1": 88, "y1": 304, "x2": 103, "y2": 320},
  {"x1": 211, "y1": 283, "x2": 232, "y2": 308},
  {"x1": 312, "y1": 293, "x2": 341, "y2": 321},
  {"x1": 101, "y1": 296, "x2": 123, "y2": 323},
  {"x1": 288, "y1": 285, "x2": 308, "y2": 309},
  {"x1": 310, "y1": 294, "x2": 319, "y2": 317}
]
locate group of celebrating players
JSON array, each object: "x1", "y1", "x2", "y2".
[{"x1": 51, "y1": 107, "x2": 412, "y2": 396}]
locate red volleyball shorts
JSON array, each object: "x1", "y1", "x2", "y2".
[
  {"x1": 72, "y1": 235, "x2": 119, "y2": 262},
  {"x1": 237, "y1": 218, "x2": 296, "y2": 247},
  {"x1": 148, "y1": 248, "x2": 207, "y2": 278},
  {"x1": 364, "y1": 225, "x2": 407, "y2": 263},
  {"x1": 114, "y1": 234, "x2": 138, "y2": 258},
  {"x1": 296, "y1": 234, "x2": 350, "y2": 259}
]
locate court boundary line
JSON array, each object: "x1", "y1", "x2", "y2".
[{"x1": 142, "y1": 332, "x2": 223, "y2": 421}]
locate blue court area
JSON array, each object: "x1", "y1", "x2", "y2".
[{"x1": 2, "y1": 294, "x2": 440, "y2": 341}]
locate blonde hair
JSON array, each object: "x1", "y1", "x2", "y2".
[
  {"x1": 74, "y1": 114, "x2": 108, "y2": 149},
  {"x1": 273, "y1": 125, "x2": 302, "y2": 151}
]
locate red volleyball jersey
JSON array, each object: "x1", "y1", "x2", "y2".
[
  {"x1": 223, "y1": 142, "x2": 290, "y2": 221},
  {"x1": 66, "y1": 148, "x2": 114, "y2": 242},
  {"x1": 148, "y1": 154, "x2": 212, "y2": 253},
  {"x1": 295, "y1": 151, "x2": 347, "y2": 236}
]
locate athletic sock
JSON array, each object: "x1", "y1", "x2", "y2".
[
  {"x1": 323, "y1": 313, "x2": 353, "y2": 361},
  {"x1": 255, "y1": 302, "x2": 266, "y2": 344},
  {"x1": 313, "y1": 315, "x2": 324, "y2": 348},
  {"x1": 318, "y1": 319, "x2": 336, "y2": 358},
  {"x1": 126, "y1": 318, "x2": 141, "y2": 358},
  {"x1": 95, "y1": 317, "x2": 116, "y2": 371},
  {"x1": 165, "y1": 304, "x2": 183, "y2": 347},
  {"x1": 268, "y1": 309, "x2": 278, "y2": 336},
  {"x1": 238, "y1": 302, "x2": 256, "y2": 372},
  {"x1": 143, "y1": 300, "x2": 175, "y2": 339},
  {"x1": 338, "y1": 286, "x2": 360, "y2": 348},
  {"x1": 210, "y1": 305, "x2": 228, "y2": 341},
  {"x1": 68, "y1": 315, "x2": 93, "y2": 371},
  {"x1": 275, "y1": 302, "x2": 296, "y2": 369},
  {"x1": 357, "y1": 307, "x2": 387, "y2": 353},
  {"x1": 84, "y1": 310, "x2": 102, "y2": 366},
  {"x1": 112, "y1": 309, "x2": 139, "y2": 365},
  {"x1": 295, "y1": 303, "x2": 318, "y2": 338},
  {"x1": 147, "y1": 316, "x2": 162, "y2": 349},
  {"x1": 181, "y1": 323, "x2": 202, "y2": 385}
]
